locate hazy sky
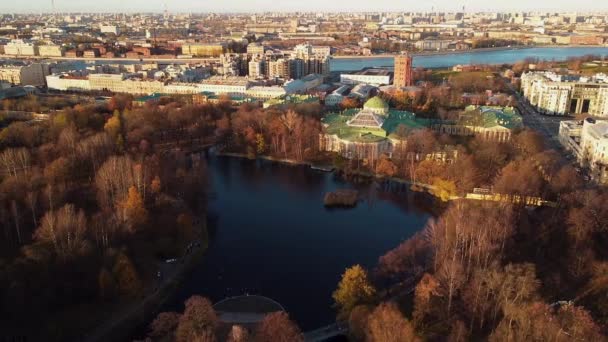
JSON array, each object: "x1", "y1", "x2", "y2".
[{"x1": 1, "y1": 0, "x2": 608, "y2": 13}]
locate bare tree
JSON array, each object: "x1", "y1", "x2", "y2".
[
  {"x1": 95, "y1": 155, "x2": 136, "y2": 210},
  {"x1": 0, "y1": 148, "x2": 31, "y2": 177},
  {"x1": 33, "y1": 204, "x2": 88, "y2": 258}
]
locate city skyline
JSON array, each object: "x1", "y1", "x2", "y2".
[{"x1": 2, "y1": 0, "x2": 608, "y2": 14}]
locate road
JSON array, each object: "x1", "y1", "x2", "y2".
[
  {"x1": 506, "y1": 80, "x2": 570, "y2": 150},
  {"x1": 85, "y1": 240, "x2": 203, "y2": 342}
]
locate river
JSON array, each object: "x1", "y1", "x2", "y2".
[
  {"x1": 168, "y1": 155, "x2": 435, "y2": 331},
  {"x1": 330, "y1": 46, "x2": 608, "y2": 71}
]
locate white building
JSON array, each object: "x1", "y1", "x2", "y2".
[
  {"x1": 100, "y1": 25, "x2": 120, "y2": 35},
  {"x1": 4, "y1": 39, "x2": 38, "y2": 56},
  {"x1": 283, "y1": 73, "x2": 324, "y2": 94},
  {"x1": 0, "y1": 63, "x2": 49, "y2": 86},
  {"x1": 46, "y1": 74, "x2": 92, "y2": 91},
  {"x1": 325, "y1": 85, "x2": 351, "y2": 107},
  {"x1": 198, "y1": 76, "x2": 251, "y2": 97},
  {"x1": 559, "y1": 118, "x2": 608, "y2": 184},
  {"x1": 246, "y1": 86, "x2": 286, "y2": 99},
  {"x1": 38, "y1": 44, "x2": 65, "y2": 57},
  {"x1": 521, "y1": 72, "x2": 608, "y2": 117},
  {"x1": 580, "y1": 119, "x2": 608, "y2": 183},
  {"x1": 340, "y1": 69, "x2": 392, "y2": 86},
  {"x1": 248, "y1": 60, "x2": 265, "y2": 78}
]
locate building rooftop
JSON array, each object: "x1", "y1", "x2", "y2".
[
  {"x1": 459, "y1": 105, "x2": 523, "y2": 130},
  {"x1": 364, "y1": 96, "x2": 389, "y2": 110},
  {"x1": 133, "y1": 92, "x2": 164, "y2": 103},
  {"x1": 350, "y1": 68, "x2": 392, "y2": 76},
  {"x1": 323, "y1": 107, "x2": 431, "y2": 143},
  {"x1": 585, "y1": 120, "x2": 608, "y2": 139},
  {"x1": 263, "y1": 94, "x2": 319, "y2": 108}
]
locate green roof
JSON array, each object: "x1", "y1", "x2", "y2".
[
  {"x1": 322, "y1": 108, "x2": 432, "y2": 143},
  {"x1": 461, "y1": 106, "x2": 522, "y2": 130},
  {"x1": 134, "y1": 93, "x2": 164, "y2": 102},
  {"x1": 364, "y1": 96, "x2": 388, "y2": 110},
  {"x1": 264, "y1": 94, "x2": 319, "y2": 108}
]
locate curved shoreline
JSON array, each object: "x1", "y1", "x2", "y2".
[{"x1": 215, "y1": 151, "x2": 555, "y2": 207}]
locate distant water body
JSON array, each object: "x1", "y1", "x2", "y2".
[{"x1": 330, "y1": 47, "x2": 608, "y2": 71}]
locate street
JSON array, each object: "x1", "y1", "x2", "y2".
[{"x1": 507, "y1": 80, "x2": 570, "y2": 151}]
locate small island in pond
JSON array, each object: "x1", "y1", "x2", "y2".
[{"x1": 324, "y1": 189, "x2": 359, "y2": 207}]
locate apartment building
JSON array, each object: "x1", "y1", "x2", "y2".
[
  {"x1": 559, "y1": 118, "x2": 608, "y2": 183},
  {"x1": 521, "y1": 72, "x2": 608, "y2": 116},
  {"x1": 181, "y1": 43, "x2": 226, "y2": 57},
  {"x1": 4, "y1": 39, "x2": 38, "y2": 56},
  {"x1": 38, "y1": 44, "x2": 65, "y2": 57},
  {"x1": 0, "y1": 63, "x2": 49, "y2": 86}
]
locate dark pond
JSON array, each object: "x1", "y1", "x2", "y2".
[{"x1": 169, "y1": 155, "x2": 436, "y2": 331}]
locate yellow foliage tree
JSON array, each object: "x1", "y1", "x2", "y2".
[
  {"x1": 104, "y1": 114, "x2": 121, "y2": 140},
  {"x1": 430, "y1": 178, "x2": 457, "y2": 202},
  {"x1": 118, "y1": 186, "x2": 148, "y2": 232},
  {"x1": 333, "y1": 265, "x2": 377, "y2": 318}
]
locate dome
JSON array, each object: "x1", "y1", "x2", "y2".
[{"x1": 363, "y1": 96, "x2": 389, "y2": 115}]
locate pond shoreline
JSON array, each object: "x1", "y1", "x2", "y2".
[{"x1": 215, "y1": 151, "x2": 555, "y2": 207}]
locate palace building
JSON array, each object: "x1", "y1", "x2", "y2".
[{"x1": 320, "y1": 96, "x2": 431, "y2": 160}]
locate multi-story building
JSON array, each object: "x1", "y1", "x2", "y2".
[
  {"x1": 38, "y1": 44, "x2": 64, "y2": 57},
  {"x1": 0, "y1": 63, "x2": 49, "y2": 86},
  {"x1": 4, "y1": 39, "x2": 38, "y2": 56},
  {"x1": 246, "y1": 42, "x2": 265, "y2": 56},
  {"x1": 267, "y1": 59, "x2": 290, "y2": 79},
  {"x1": 521, "y1": 72, "x2": 608, "y2": 116},
  {"x1": 181, "y1": 43, "x2": 226, "y2": 57},
  {"x1": 100, "y1": 25, "x2": 120, "y2": 35},
  {"x1": 46, "y1": 74, "x2": 92, "y2": 92},
  {"x1": 88, "y1": 73, "x2": 125, "y2": 92},
  {"x1": 289, "y1": 43, "x2": 330, "y2": 77},
  {"x1": 559, "y1": 118, "x2": 608, "y2": 183},
  {"x1": 393, "y1": 54, "x2": 413, "y2": 88},
  {"x1": 246, "y1": 86, "x2": 286, "y2": 99},
  {"x1": 414, "y1": 38, "x2": 453, "y2": 51},
  {"x1": 217, "y1": 53, "x2": 248, "y2": 77},
  {"x1": 248, "y1": 59, "x2": 266, "y2": 78},
  {"x1": 340, "y1": 68, "x2": 392, "y2": 86},
  {"x1": 83, "y1": 49, "x2": 101, "y2": 58},
  {"x1": 198, "y1": 76, "x2": 251, "y2": 97}
]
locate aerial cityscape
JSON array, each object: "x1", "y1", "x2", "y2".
[{"x1": 1, "y1": 2, "x2": 608, "y2": 342}]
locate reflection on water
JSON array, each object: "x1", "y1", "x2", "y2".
[{"x1": 169, "y1": 155, "x2": 436, "y2": 330}]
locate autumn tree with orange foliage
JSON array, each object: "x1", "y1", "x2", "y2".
[
  {"x1": 175, "y1": 296, "x2": 218, "y2": 342},
  {"x1": 255, "y1": 312, "x2": 303, "y2": 342},
  {"x1": 375, "y1": 154, "x2": 398, "y2": 177},
  {"x1": 340, "y1": 97, "x2": 361, "y2": 110},
  {"x1": 366, "y1": 302, "x2": 420, "y2": 342},
  {"x1": 117, "y1": 186, "x2": 148, "y2": 232}
]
